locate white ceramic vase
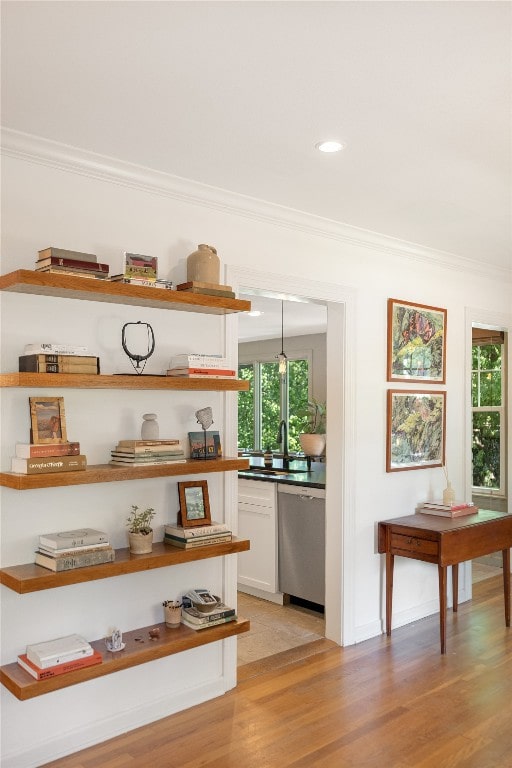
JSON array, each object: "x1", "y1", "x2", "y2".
[
  {"x1": 299, "y1": 433, "x2": 326, "y2": 457},
  {"x1": 141, "y1": 413, "x2": 159, "y2": 440}
]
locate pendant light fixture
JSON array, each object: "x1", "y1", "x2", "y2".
[{"x1": 277, "y1": 300, "x2": 288, "y2": 376}]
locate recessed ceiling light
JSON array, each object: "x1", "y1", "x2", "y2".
[
  {"x1": 316, "y1": 140, "x2": 345, "y2": 153},
  {"x1": 247, "y1": 310, "x2": 263, "y2": 317}
]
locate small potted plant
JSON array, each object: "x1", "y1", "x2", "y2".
[
  {"x1": 297, "y1": 398, "x2": 326, "y2": 457},
  {"x1": 126, "y1": 504, "x2": 156, "y2": 554}
]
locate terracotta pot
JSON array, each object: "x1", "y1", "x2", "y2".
[
  {"x1": 299, "y1": 433, "x2": 326, "y2": 458},
  {"x1": 186, "y1": 244, "x2": 220, "y2": 284},
  {"x1": 128, "y1": 530, "x2": 153, "y2": 554}
]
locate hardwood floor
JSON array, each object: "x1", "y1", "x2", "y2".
[{"x1": 41, "y1": 575, "x2": 512, "y2": 768}]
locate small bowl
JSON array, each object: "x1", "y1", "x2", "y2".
[{"x1": 191, "y1": 594, "x2": 220, "y2": 613}]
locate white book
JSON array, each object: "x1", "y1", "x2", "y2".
[
  {"x1": 169, "y1": 354, "x2": 228, "y2": 368},
  {"x1": 164, "y1": 521, "x2": 230, "y2": 539},
  {"x1": 26, "y1": 634, "x2": 93, "y2": 668},
  {"x1": 23, "y1": 343, "x2": 89, "y2": 355},
  {"x1": 39, "y1": 528, "x2": 109, "y2": 549},
  {"x1": 37, "y1": 541, "x2": 111, "y2": 556}
]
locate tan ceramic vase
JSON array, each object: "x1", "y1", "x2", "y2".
[
  {"x1": 186, "y1": 244, "x2": 220, "y2": 284},
  {"x1": 299, "y1": 433, "x2": 326, "y2": 458},
  {"x1": 128, "y1": 530, "x2": 153, "y2": 554}
]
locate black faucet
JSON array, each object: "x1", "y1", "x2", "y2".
[{"x1": 278, "y1": 419, "x2": 290, "y2": 470}]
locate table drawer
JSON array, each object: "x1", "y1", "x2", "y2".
[{"x1": 390, "y1": 533, "x2": 439, "y2": 558}]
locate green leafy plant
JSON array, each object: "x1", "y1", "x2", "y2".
[
  {"x1": 297, "y1": 398, "x2": 326, "y2": 434},
  {"x1": 126, "y1": 505, "x2": 155, "y2": 535}
]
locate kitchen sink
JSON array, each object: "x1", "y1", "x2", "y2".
[{"x1": 240, "y1": 466, "x2": 310, "y2": 476}]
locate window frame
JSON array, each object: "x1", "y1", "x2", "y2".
[{"x1": 471, "y1": 341, "x2": 506, "y2": 496}]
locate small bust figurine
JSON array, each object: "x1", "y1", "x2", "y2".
[{"x1": 195, "y1": 406, "x2": 213, "y2": 431}]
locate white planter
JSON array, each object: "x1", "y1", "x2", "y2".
[{"x1": 299, "y1": 433, "x2": 326, "y2": 457}]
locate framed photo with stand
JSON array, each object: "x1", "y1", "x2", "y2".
[
  {"x1": 177, "y1": 480, "x2": 212, "y2": 527},
  {"x1": 387, "y1": 298, "x2": 447, "y2": 383},
  {"x1": 29, "y1": 396, "x2": 68, "y2": 444},
  {"x1": 188, "y1": 431, "x2": 222, "y2": 460},
  {"x1": 386, "y1": 389, "x2": 446, "y2": 472}
]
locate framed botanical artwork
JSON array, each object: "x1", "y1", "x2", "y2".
[
  {"x1": 387, "y1": 298, "x2": 447, "y2": 383},
  {"x1": 29, "y1": 396, "x2": 68, "y2": 444},
  {"x1": 386, "y1": 390, "x2": 446, "y2": 472},
  {"x1": 177, "y1": 480, "x2": 212, "y2": 527}
]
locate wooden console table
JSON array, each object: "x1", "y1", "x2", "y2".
[{"x1": 378, "y1": 510, "x2": 512, "y2": 653}]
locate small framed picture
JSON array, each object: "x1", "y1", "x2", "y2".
[
  {"x1": 177, "y1": 480, "x2": 212, "y2": 527},
  {"x1": 29, "y1": 396, "x2": 68, "y2": 444},
  {"x1": 386, "y1": 390, "x2": 446, "y2": 472},
  {"x1": 188, "y1": 431, "x2": 222, "y2": 460},
  {"x1": 387, "y1": 298, "x2": 447, "y2": 383}
]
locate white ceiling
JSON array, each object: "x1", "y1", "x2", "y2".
[
  {"x1": 238, "y1": 293, "x2": 327, "y2": 342},
  {"x1": 2, "y1": 1, "x2": 511, "y2": 273}
]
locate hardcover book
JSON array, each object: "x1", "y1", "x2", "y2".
[
  {"x1": 110, "y1": 457, "x2": 186, "y2": 466},
  {"x1": 181, "y1": 614, "x2": 237, "y2": 631},
  {"x1": 11, "y1": 455, "x2": 87, "y2": 474},
  {"x1": 181, "y1": 603, "x2": 236, "y2": 624},
  {"x1": 36, "y1": 256, "x2": 109, "y2": 272},
  {"x1": 164, "y1": 534, "x2": 232, "y2": 549},
  {"x1": 19, "y1": 354, "x2": 100, "y2": 374},
  {"x1": 39, "y1": 528, "x2": 109, "y2": 549},
  {"x1": 35, "y1": 546, "x2": 115, "y2": 571},
  {"x1": 35, "y1": 266, "x2": 109, "y2": 278},
  {"x1": 167, "y1": 367, "x2": 236, "y2": 377},
  {"x1": 17, "y1": 649, "x2": 103, "y2": 680},
  {"x1": 116, "y1": 439, "x2": 180, "y2": 447},
  {"x1": 164, "y1": 522, "x2": 230, "y2": 539},
  {"x1": 416, "y1": 505, "x2": 478, "y2": 518},
  {"x1": 38, "y1": 247, "x2": 98, "y2": 263},
  {"x1": 169, "y1": 354, "x2": 227, "y2": 368},
  {"x1": 15, "y1": 441, "x2": 81, "y2": 459},
  {"x1": 38, "y1": 542, "x2": 111, "y2": 556},
  {"x1": 24, "y1": 343, "x2": 88, "y2": 355},
  {"x1": 26, "y1": 634, "x2": 93, "y2": 668},
  {"x1": 176, "y1": 281, "x2": 233, "y2": 292}
]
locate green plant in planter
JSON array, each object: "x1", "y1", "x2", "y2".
[
  {"x1": 126, "y1": 505, "x2": 155, "y2": 535},
  {"x1": 297, "y1": 398, "x2": 326, "y2": 434}
]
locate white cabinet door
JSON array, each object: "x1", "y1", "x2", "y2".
[{"x1": 237, "y1": 479, "x2": 279, "y2": 598}]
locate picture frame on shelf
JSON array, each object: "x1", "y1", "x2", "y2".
[
  {"x1": 177, "y1": 480, "x2": 212, "y2": 527},
  {"x1": 188, "y1": 430, "x2": 222, "y2": 460},
  {"x1": 387, "y1": 298, "x2": 447, "y2": 383},
  {"x1": 29, "y1": 396, "x2": 68, "y2": 444},
  {"x1": 386, "y1": 389, "x2": 446, "y2": 472}
]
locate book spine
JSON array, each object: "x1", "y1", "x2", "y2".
[
  {"x1": 27, "y1": 647, "x2": 93, "y2": 669},
  {"x1": 11, "y1": 455, "x2": 87, "y2": 474},
  {"x1": 38, "y1": 248, "x2": 97, "y2": 263},
  {"x1": 38, "y1": 543, "x2": 110, "y2": 556},
  {"x1": 117, "y1": 440, "x2": 180, "y2": 447},
  {"x1": 24, "y1": 344, "x2": 88, "y2": 354},
  {"x1": 169, "y1": 356, "x2": 228, "y2": 367},
  {"x1": 181, "y1": 615, "x2": 237, "y2": 630},
  {"x1": 164, "y1": 535, "x2": 232, "y2": 548},
  {"x1": 15, "y1": 442, "x2": 81, "y2": 458},
  {"x1": 22, "y1": 364, "x2": 99, "y2": 374},
  {"x1": 182, "y1": 609, "x2": 236, "y2": 624},
  {"x1": 35, "y1": 548, "x2": 115, "y2": 571},
  {"x1": 17, "y1": 650, "x2": 102, "y2": 679},
  {"x1": 36, "y1": 257, "x2": 109, "y2": 272},
  {"x1": 110, "y1": 457, "x2": 186, "y2": 465},
  {"x1": 164, "y1": 524, "x2": 229, "y2": 538},
  {"x1": 167, "y1": 367, "x2": 236, "y2": 376},
  {"x1": 19, "y1": 354, "x2": 98, "y2": 364},
  {"x1": 39, "y1": 531, "x2": 108, "y2": 548}
]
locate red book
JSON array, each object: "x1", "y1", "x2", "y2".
[
  {"x1": 36, "y1": 256, "x2": 109, "y2": 272},
  {"x1": 15, "y1": 441, "x2": 81, "y2": 459},
  {"x1": 166, "y1": 367, "x2": 236, "y2": 377},
  {"x1": 17, "y1": 649, "x2": 102, "y2": 680}
]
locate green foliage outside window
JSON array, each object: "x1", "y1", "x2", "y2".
[{"x1": 472, "y1": 344, "x2": 503, "y2": 490}]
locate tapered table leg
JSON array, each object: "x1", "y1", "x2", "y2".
[
  {"x1": 452, "y1": 564, "x2": 459, "y2": 612},
  {"x1": 386, "y1": 552, "x2": 394, "y2": 636},
  {"x1": 503, "y1": 548, "x2": 510, "y2": 627},
  {"x1": 438, "y1": 565, "x2": 447, "y2": 654}
]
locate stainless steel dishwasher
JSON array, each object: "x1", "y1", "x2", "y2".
[{"x1": 277, "y1": 483, "x2": 326, "y2": 606}]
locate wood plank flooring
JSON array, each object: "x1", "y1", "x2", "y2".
[{"x1": 40, "y1": 576, "x2": 512, "y2": 768}]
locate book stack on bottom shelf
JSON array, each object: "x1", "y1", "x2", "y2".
[
  {"x1": 17, "y1": 634, "x2": 102, "y2": 680},
  {"x1": 416, "y1": 501, "x2": 479, "y2": 518},
  {"x1": 164, "y1": 522, "x2": 232, "y2": 549},
  {"x1": 181, "y1": 602, "x2": 237, "y2": 631},
  {"x1": 34, "y1": 528, "x2": 114, "y2": 572}
]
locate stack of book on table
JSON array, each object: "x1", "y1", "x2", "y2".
[
  {"x1": 110, "y1": 252, "x2": 171, "y2": 288},
  {"x1": 110, "y1": 439, "x2": 185, "y2": 466},
  {"x1": 181, "y1": 602, "x2": 237, "y2": 630},
  {"x1": 176, "y1": 280, "x2": 235, "y2": 299},
  {"x1": 17, "y1": 634, "x2": 102, "y2": 680},
  {"x1": 19, "y1": 343, "x2": 100, "y2": 374},
  {"x1": 164, "y1": 522, "x2": 232, "y2": 549},
  {"x1": 166, "y1": 354, "x2": 236, "y2": 379},
  {"x1": 416, "y1": 500, "x2": 479, "y2": 518},
  {"x1": 35, "y1": 247, "x2": 110, "y2": 280},
  {"x1": 11, "y1": 443, "x2": 87, "y2": 475},
  {"x1": 34, "y1": 527, "x2": 114, "y2": 571}
]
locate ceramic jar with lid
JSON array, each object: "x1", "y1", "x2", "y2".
[{"x1": 186, "y1": 244, "x2": 220, "y2": 284}]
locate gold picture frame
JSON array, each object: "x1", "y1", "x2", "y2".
[
  {"x1": 177, "y1": 480, "x2": 212, "y2": 528},
  {"x1": 29, "y1": 396, "x2": 68, "y2": 444}
]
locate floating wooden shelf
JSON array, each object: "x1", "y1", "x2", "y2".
[
  {"x1": 0, "y1": 457, "x2": 249, "y2": 490},
  {"x1": 0, "y1": 270, "x2": 251, "y2": 314},
  {"x1": 0, "y1": 372, "x2": 249, "y2": 391},
  {"x1": 0, "y1": 538, "x2": 250, "y2": 593},
  {"x1": 0, "y1": 618, "x2": 250, "y2": 700}
]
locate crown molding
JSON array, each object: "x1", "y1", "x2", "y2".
[{"x1": 2, "y1": 127, "x2": 510, "y2": 283}]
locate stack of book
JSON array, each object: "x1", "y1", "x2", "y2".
[
  {"x1": 34, "y1": 527, "x2": 114, "y2": 572},
  {"x1": 17, "y1": 634, "x2": 102, "y2": 680},
  {"x1": 416, "y1": 500, "x2": 479, "y2": 518},
  {"x1": 176, "y1": 280, "x2": 235, "y2": 299},
  {"x1": 11, "y1": 447, "x2": 87, "y2": 475},
  {"x1": 19, "y1": 353, "x2": 100, "y2": 374},
  {"x1": 35, "y1": 247, "x2": 109, "y2": 280},
  {"x1": 164, "y1": 521, "x2": 232, "y2": 549},
  {"x1": 166, "y1": 353, "x2": 236, "y2": 379},
  {"x1": 110, "y1": 439, "x2": 186, "y2": 466},
  {"x1": 181, "y1": 601, "x2": 237, "y2": 630},
  {"x1": 110, "y1": 252, "x2": 160, "y2": 287}
]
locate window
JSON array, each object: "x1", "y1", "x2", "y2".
[
  {"x1": 238, "y1": 357, "x2": 310, "y2": 453},
  {"x1": 472, "y1": 341, "x2": 505, "y2": 493}
]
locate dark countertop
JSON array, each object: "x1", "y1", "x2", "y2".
[{"x1": 238, "y1": 457, "x2": 326, "y2": 489}]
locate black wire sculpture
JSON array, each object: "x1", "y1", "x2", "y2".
[{"x1": 121, "y1": 321, "x2": 156, "y2": 374}]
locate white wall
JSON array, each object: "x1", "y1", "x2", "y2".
[{"x1": 1, "y1": 143, "x2": 511, "y2": 767}]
